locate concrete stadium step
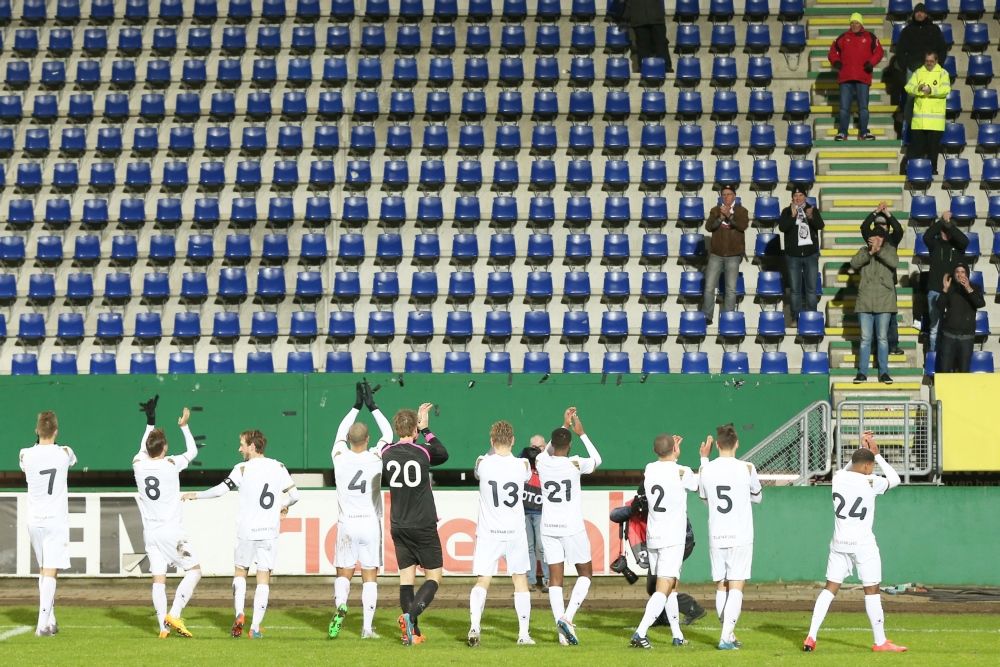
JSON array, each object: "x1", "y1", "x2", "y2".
[
  {"x1": 816, "y1": 148, "x2": 900, "y2": 176},
  {"x1": 825, "y1": 295, "x2": 915, "y2": 324},
  {"x1": 831, "y1": 382, "x2": 925, "y2": 407},
  {"x1": 829, "y1": 339, "x2": 921, "y2": 368},
  {"x1": 820, "y1": 228, "x2": 912, "y2": 247},
  {"x1": 817, "y1": 186, "x2": 904, "y2": 212},
  {"x1": 820, "y1": 240, "x2": 914, "y2": 256}
]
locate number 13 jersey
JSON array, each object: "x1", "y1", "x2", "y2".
[
  {"x1": 536, "y1": 452, "x2": 597, "y2": 537},
  {"x1": 225, "y1": 457, "x2": 295, "y2": 541},
  {"x1": 698, "y1": 457, "x2": 762, "y2": 549},
  {"x1": 475, "y1": 454, "x2": 531, "y2": 538},
  {"x1": 830, "y1": 469, "x2": 890, "y2": 552}
]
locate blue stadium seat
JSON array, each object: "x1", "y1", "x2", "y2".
[
  {"x1": 758, "y1": 310, "x2": 786, "y2": 337},
  {"x1": 11, "y1": 353, "x2": 39, "y2": 376},
  {"x1": 245, "y1": 352, "x2": 274, "y2": 374},
  {"x1": 801, "y1": 352, "x2": 830, "y2": 375},
  {"x1": 207, "y1": 353, "x2": 235, "y2": 374},
  {"x1": 943, "y1": 158, "x2": 971, "y2": 190},
  {"x1": 678, "y1": 196, "x2": 705, "y2": 225},
  {"x1": 366, "y1": 312, "x2": 396, "y2": 342},
  {"x1": 679, "y1": 352, "x2": 707, "y2": 374},
  {"x1": 327, "y1": 312, "x2": 357, "y2": 343},
  {"x1": 760, "y1": 351, "x2": 789, "y2": 374},
  {"x1": 788, "y1": 159, "x2": 815, "y2": 189},
  {"x1": 96, "y1": 313, "x2": 124, "y2": 345},
  {"x1": 49, "y1": 352, "x2": 78, "y2": 376}
]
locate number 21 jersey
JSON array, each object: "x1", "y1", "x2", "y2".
[
  {"x1": 225, "y1": 457, "x2": 295, "y2": 541},
  {"x1": 536, "y1": 453, "x2": 596, "y2": 537},
  {"x1": 475, "y1": 454, "x2": 531, "y2": 538},
  {"x1": 830, "y1": 469, "x2": 890, "y2": 552}
]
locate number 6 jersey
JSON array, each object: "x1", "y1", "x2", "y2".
[
  {"x1": 224, "y1": 457, "x2": 296, "y2": 541},
  {"x1": 474, "y1": 453, "x2": 532, "y2": 539}
]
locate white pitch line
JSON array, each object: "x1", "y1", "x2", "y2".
[{"x1": 0, "y1": 626, "x2": 32, "y2": 641}]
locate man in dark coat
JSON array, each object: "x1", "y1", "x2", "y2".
[{"x1": 625, "y1": 0, "x2": 672, "y2": 72}]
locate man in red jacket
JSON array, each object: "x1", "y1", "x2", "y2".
[{"x1": 828, "y1": 13, "x2": 884, "y2": 141}]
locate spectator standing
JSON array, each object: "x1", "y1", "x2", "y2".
[
  {"x1": 778, "y1": 189, "x2": 825, "y2": 319},
  {"x1": 861, "y1": 202, "x2": 905, "y2": 355},
  {"x1": 850, "y1": 229, "x2": 899, "y2": 384},
  {"x1": 624, "y1": 0, "x2": 672, "y2": 72},
  {"x1": 701, "y1": 186, "x2": 749, "y2": 325},
  {"x1": 828, "y1": 13, "x2": 884, "y2": 141},
  {"x1": 893, "y1": 4, "x2": 947, "y2": 144},
  {"x1": 935, "y1": 264, "x2": 985, "y2": 373},
  {"x1": 923, "y1": 211, "x2": 968, "y2": 351},
  {"x1": 904, "y1": 52, "x2": 950, "y2": 175},
  {"x1": 520, "y1": 436, "x2": 548, "y2": 593}
]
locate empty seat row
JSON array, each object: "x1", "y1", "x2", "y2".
[{"x1": 910, "y1": 193, "x2": 1000, "y2": 224}]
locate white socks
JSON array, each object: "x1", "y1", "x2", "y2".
[
  {"x1": 514, "y1": 591, "x2": 531, "y2": 639},
  {"x1": 37, "y1": 576, "x2": 56, "y2": 632},
  {"x1": 635, "y1": 591, "x2": 666, "y2": 637},
  {"x1": 548, "y1": 585, "x2": 565, "y2": 622},
  {"x1": 169, "y1": 569, "x2": 201, "y2": 618},
  {"x1": 716, "y1": 589, "x2": 727, "y2": 620},
  {"x1": 361, "y1": 581, "x2": 378, "y2": 633},
  {"x1": 233, "y1": 576, "x2": 247, "y2": 618},
  {"x1": 334, "y1": 576, "x2": 351, "y2": 608},
  {"x1": 666, "y1": 591, "x2": 684, "y2": 640},
  {"x1": 865, "y1": 594, "x2": 887, "y2": 646},
  {"x1": 565, "y1": 577, "x2": 591, "y2": 622},
  {"x1": 720, "y1": 589, "x2": 743, "y2": 643},
  {"x1": 808, "y1": 589, "x2": 835, "y2": 639},
  {"x1": 469, "y1": 585, "x2": 488, "y2": 633},
  {"x1": 251, "y1": 584, "x2": 270, "y2": 632},
  {"x1": 151, "y1": 582, "x2": 167, "y2": 630}
]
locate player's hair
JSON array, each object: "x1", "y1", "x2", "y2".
[
  {"x1": 653, "y1": 433, "x2": 676, "y2": 457},
  {"x1": 716, "y1": 423, "x2": 739, "y2": 450},
  {"x1": 145, "y1": 429, "x2": 167, "y2": 458},
  {"x1": 393, "y1": 409, "x2": 418, "y2": 437},
  {"x1": 36, "y1": 411, "x2": 58, "y2": 439},
  {"x1": 490, "y1": 420, "x2": 514, "y2": 448},
  {"x1": 550, "y1": 427, "x2": 572, "y2": 452},
  {"x1": 241, "y1": 429, "x2": 267, "y2": 454},
  {"x1": 347, "y1": 422, "x2": 369, "y2": 447},
  {"x1": 851, "y1": 448, "x2": 876, "y2": 465}
]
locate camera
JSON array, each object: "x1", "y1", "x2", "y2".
[{"x1": 610, "y1": 554, "x2": 639, "y2": 585}]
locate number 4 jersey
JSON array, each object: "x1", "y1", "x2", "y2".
[
  {"x1": 830, "y1": 467, "x2": 891, "y2": 552},
  {"x1": 224, "y1": 457, "x2": 296, "y2": 541},
  {"x1": 698, "y1": 456, "x2": 763, "y2": 549},
  {"x1": 475, "y1": 453, "x2": 532, "y2": 539}
]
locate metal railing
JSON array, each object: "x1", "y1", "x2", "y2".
[
  {"x1": 836, "y1": 400, "x2": 937, "y2": 484},
  {"x1": 741, "y1": 400, "x2": 832, "y2": 485}
]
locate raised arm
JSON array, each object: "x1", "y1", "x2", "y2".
[
  {"x1": 178, "y1": 408, "x2": 197, "y2": 462},
  {"x1": 417, "y1": 402, "x2": 449, "y2": 466},
  {"x1": 136, "y1": 394, "x2": 159, "y2": 459},
  {"x1": 570, "y1": 410, "x2": 602, "y2": 470},
  {"x1": 363, "y1": 380, "x2": 394, "y2": 450},
  {"x1": 875, "y1": 454, "x2": 901, "y2": 490},
  {"x1": 332, "y1": 407, "x2": 359, "y2": 459}
]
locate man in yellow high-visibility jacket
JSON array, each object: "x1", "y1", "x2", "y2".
[{"x1": 904, "y1": 51, "x2": 950, "y2": 175}]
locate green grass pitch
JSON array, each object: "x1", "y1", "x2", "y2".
[{"x1": 1, "y1": 607, "x2": 998, "y2": 666}]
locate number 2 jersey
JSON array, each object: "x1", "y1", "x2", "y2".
[
  {"x1": 643, "y1": 460, "x2": 699, "y2": 549},
  {"x1": 19, "y1": 444, "x2": 77, "y2": 525},
  {"x1": 536, "y1": 434, "x2": 600, "y2": 537},
  {"x1": 829, "y1": 456, "x2": 898, "y2": 552},
  {"x1": 223, "y1": 457, "x2": 296, "y2": 541},
  {"x1": 475, "y1": 453, "x2": 531, "y2": 539},
  {"x1": 698, "y1": 456, "x2": 763, "y2": 549},
  {"x1": 132, "y1": 424, "x2": 198, "y2": 532},
  {"x1": 380, "y1": 431, "x2": 449, "y2": 531}
]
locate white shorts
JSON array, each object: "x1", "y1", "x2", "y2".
[
  {"x1": 145, "y1": 527, "x2": 199, "y2": 575},
  {"x1": 334, "y1": 520, "x2": 382, "y2": 570},
  {"x1": 235, "y1": 538, "x2": 278, "y2": 572},
  {"x1": 709, "y1": 545, "x2": 753, "y2": 582},
  {"x1": 29, "y1": 523, "x2": 70, "y2": 570},
  {"x1": 826, "y1": 546, "x2": 882, "y2": 586},
  {"x1": 472, "y1": 532, "x2": 530, "y2": 576},
  {"x1": 542, "y1": 530, "x2": 592, "y2": 566},
  {"x1": 648, "y1": 545, "x2": 685, "y2": 579}
]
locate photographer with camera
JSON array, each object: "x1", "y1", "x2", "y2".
[{"x1": 520, "y1": 435, "x2": 549, "y2": 593}]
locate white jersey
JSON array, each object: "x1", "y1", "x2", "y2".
[
  {"x1": 830, "y1": 469, "x2": 891, "y2": 552},
  {"x1": 132, "y1": 425, "x2": 198, "y2": 531},
  {"x1": 474, "y1": 453, "x2": 531, "y2": 539},
  {"x1": 226, "y1": 457, "x2": 296, "y2": 541},
  {"x1": 698, "y1": 456, "x2": 762, "y2": 548},
  {"x1": 643, "y1": 460, "x2": 699, "y2": 549},
  {"x1": 332, "y1": 444, "x2": 383, "y2": 523},
  {"x1": 19, "y1": 444, "x2": 77, "y2": 525},
  {"x1": 537, "y1": 446, "x2": 597, "y2": 537}
]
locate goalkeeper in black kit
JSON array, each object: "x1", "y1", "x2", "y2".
[{"x1": 380, "y1": 402, "x2": 449, "y2": 646}]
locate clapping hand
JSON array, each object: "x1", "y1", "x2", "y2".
[
  {"x1": 861, "y1": 431, "x2": 880, "y2": 457},
  {"x1": 942, "y1": 273, "x2": 952, "y2": 292},
  {"x1": 416, "y1": 402, "x2": 434, "y2": 430},
  {"x1": 178, "y1": 407, "x2": 190, "y2": 428},
  {"x1": 868, "y1": 235, "x2": 883, "y2": 255},
  {"x1": 957, "y1": 272, "x2": 971, "y2": 292},
  {"x1": 699, "y1": 435, "x2": 714, "y2": 458}
]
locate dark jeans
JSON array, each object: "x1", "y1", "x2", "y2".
[
  {"x1": 701, "y1": 254, "x2": 742, "y2": 321},
  {"x1": 908, "y1": 129, "x2": 942, "y2": 174},
  {"x1": 633, "y1": 23, "x2": 671, "y2": 69},
  {"x1": 786, "y1": 253, "x2": 819, "y2": 316},
  {"x1": 839, "y1": 82, "x2": 870, "y2": 136},
  {"x1": 936, "y1": 332, "x2": 974, "y2": 373}
]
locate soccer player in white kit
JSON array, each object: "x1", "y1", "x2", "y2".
[
  {"x1": 467, "y1": 420, "x2": 534, "y2": 648},
  {"x1": 328, "y1": 381, "x2": 392, "y2": 640},
  {"x1": 803, "y1": 431, "x2": 906, "y2": 653},
  {"x1": 697, "y1": 424, "x2": 762, "y2": 650},
  {"x1": 536, "y1": 407, "x2": 602, "y2": 646},
  {"x1": 183, "y1": 429, "x2": 299, "y2": 639},
  {"x1": 630, "y1": 433, "x2": 699, "y2": 649},
  {"x1": 132, "y1": 395, "x2": 202, "y2": 638},
  {"x1": 19, "y1": 411, "x2": 76, "y2": 637}
]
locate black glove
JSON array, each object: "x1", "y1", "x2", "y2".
[
  {"x1": 864, "y1": 62, "x2": 873, "y2": 73},
  {"x1": 139, "y1": 395, "x2": 159, "y2": 426},
  {"x1": 362, "y1": 380, "x2": 377, "y2": 412},
  {"x1": 832, "y1": 61, "x2": 842, "y2": 70},
  {"x1": 353, "y1": 382, "x2": 364, "y2": 410}
]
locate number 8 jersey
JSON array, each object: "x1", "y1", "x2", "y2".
[{"x1": 224, "y1": 457, "x2": 296, "y2": 541}]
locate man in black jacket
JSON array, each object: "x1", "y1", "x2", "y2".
[
  {"x1": 778, "y1": 189, "x2": 825, "y2": 319},
  {"x1": 935, "y1": 264, "x2": 985, "y2": 373},
  {"x1": 923, "y1": 211, "x2": 969, "y2": 352},
  {"x1": 625, "y1": 0, "x2": 672, "y2": 72},
  {"x1": 861, "y1": 202, "x2": 905, "y2": 355},
  {"x1": 895, "y1": 4, "x2": 947, "y2": 144}
]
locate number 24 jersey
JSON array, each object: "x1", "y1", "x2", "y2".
[
  {"x1": 224, "y1": 457, "x2": 295, "y2": 541},
  {"x1": 830, "y1": 469, "x2": 890, "y2": 552}
]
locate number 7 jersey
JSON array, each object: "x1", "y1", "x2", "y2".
[
  {"x1": 830, "y1": 469, "x2": 890, "y2": 551},
  {"x1": 224, "y1": 457, "x2": 295, "y2": 541}
]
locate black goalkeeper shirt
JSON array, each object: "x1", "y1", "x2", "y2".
[{"x1": 380, "y1": 431, "x2": 449, "y2": 530}]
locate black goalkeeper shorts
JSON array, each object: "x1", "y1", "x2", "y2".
[{"x1": 391, "y1": 526, "x2": 443, "y2": 571}]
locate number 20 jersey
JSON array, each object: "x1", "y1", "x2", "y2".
[
  {"x1": 536, "y1": 453, "x2": 596, "y2": 537},
  {"x1": 475, "y1": 454, "x2": 531, "y2": 539},
  {"x1": 225, "y1": 457, "x2": 295, "y2": 541},
  {"x1": 830, "y1": 469, "x2": 890, "y2": 552}
]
